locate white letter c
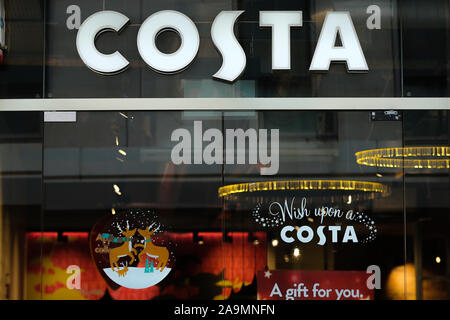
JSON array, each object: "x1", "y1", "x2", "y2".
[
  {"x1": 76, "y1": 11, "x2": 130, "y2": 75},
  {"x1": 281, "y1": 225, "x2": 295, "y2": 243}
]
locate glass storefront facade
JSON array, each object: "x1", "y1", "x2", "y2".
[{"x1": 0, "y1": 0, "x2": 448, "y2": 301}]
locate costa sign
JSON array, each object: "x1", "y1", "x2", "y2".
[{"x1": 76, "y1": 10, "x2": 369, "y2": 82}]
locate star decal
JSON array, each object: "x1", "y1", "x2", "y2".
[{"x1": 264, "y1": 270, "x2": 272, "y2": 279}]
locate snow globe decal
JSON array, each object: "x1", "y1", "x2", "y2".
[{"x1": 90, "y1": 209, "x2": 175, "y2": 290}]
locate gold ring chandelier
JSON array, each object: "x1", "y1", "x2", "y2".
[
  {"x1": 218, "y1": 180, "x2": 389, "y2": 198},
  {"x1": 355, "y1": 146, "x2": 450, "y2": 169}
]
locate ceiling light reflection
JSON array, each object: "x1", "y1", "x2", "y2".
[
  {"x1": 218, "y1": 180, "x2": 389, "y2": 198},
  {"x1": 113, "y1": 184, "x2": 122, "y2": 196},
  {"x1": 355, "y1": 146, "x2": 450, "y2": 169}
]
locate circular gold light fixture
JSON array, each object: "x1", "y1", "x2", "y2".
[
  {"x1": 355, "y1": 146, "x2": 450, "y2": 169},
  {"x1": 218, "y1": 180, "x2": 389, "y2": 198}
]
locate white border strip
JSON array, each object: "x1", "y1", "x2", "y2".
[
  {"x1": 44, "y1": 111, "x2": 77, "y2": 122},
  {"x1": 0, "y1": 98, "x2": 448, "y2": 111}
]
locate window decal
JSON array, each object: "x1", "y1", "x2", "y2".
[
  {"x1": 251, "y1": 196, "x2": 377, "y2": 246},
  {"x1": 90, "y1": 209, "x2": 175, "y2": 290}
]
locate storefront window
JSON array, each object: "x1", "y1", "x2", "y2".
[{"x1": 0, "y1": 109, "x2": 448, "y2": 300}]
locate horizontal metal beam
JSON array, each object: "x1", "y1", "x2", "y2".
[{"x1": 0, "y1": 97, "x2": 448, "y2": 111}]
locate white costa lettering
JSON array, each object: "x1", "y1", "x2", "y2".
[
  {"x1": 280, "y1": 225, "x2": 359, "y2": 245},
  {"x1": 76, "y1": 10, "x2": 369, "y2": 81}
]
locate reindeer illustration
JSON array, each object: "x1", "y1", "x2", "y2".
[
  {"x1": 136, "y1": 226, "x2": 169, "y2": 272},
  {"x1": 109, "y1": 222, "x2": 137, "y2": 276}
]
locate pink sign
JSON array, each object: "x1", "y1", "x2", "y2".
[{"x1": 257, "y1": 270, "x2": 374, "y2": 300}]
